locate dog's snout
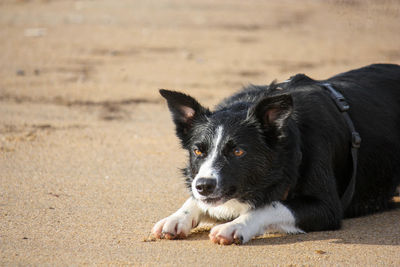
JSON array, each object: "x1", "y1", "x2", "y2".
[{"x1": 195, "y1": 178, "x2": 217, "y2": 196}]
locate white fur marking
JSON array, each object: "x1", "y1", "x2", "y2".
[
  {"x1": 192, "y1": 126, "x2": 224, "y2": 199},
  {"x1": 248, "y1": 201, "x2": 304, "y2": 235}
]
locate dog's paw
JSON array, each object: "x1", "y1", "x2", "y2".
[
  {"x1": 209, "y1": 221, "x2": 251, "y2": 245},
  {"x1": 152, "y1": 214, "x2": 196, "y2": 240}
]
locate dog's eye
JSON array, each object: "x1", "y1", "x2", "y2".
[
  {"x1": 233, "y1": 148, "x2": 245, "y2": 157},
  {"x1": 193, "y1": 148, "x2": 203, "y2": 157}
]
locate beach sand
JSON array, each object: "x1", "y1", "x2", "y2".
[{"x1": 1, "y1": 0, "x2": 399, "y2": 265}]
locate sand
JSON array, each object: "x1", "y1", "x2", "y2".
[{"x1": 1, "y1": 0, "x2": 400, "y2": 265}]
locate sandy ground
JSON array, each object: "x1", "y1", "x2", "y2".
[{"x1": 1, "y1": 0, "x2": 400, "y2": 265}]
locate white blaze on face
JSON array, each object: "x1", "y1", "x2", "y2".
[{"x1": 192, "y1": 126, "x2": 224, "y2": 199}]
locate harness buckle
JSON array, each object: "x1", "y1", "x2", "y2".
[
  {"x1": 333, "y1": 97, "x2": 350, "y2": 112},
  {"x1": 352, "y1": 132, "x2": 362, "y2": 148},
  {"x1": 322, "y1": 83, "x2": 350, "y2": 112}
]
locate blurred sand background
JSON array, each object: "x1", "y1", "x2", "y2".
[{"x1": 1, "y1": 0, "x2": 400, "y2": 265}]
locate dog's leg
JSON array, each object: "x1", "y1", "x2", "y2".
[
  {"x1": 209, "y1": 201, "x2": 304, "y2": 245},
  {"x1": 152, "y1": 197, "x2": 203, "y2": 239}
]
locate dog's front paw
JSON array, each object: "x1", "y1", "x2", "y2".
[
  {"x1": 209, "y1": 222, "x2": 251, "y2": 245},
  {"x1": 152, "y1": 214, "x2": 195, "y2": 240}
]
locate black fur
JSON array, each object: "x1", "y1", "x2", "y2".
[{"x1": 160, "y1": 64, "x2": 400, "y2": 232}]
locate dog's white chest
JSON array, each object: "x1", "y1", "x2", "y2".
[{"x1": 198, "y1": 199, "x2": 252, "y2": 221}]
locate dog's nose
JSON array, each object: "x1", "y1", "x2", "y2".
[{"x1": 195, "y1": 178, "x2": 217, "y2": 196}]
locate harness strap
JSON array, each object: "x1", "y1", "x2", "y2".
[{"x1": 321, "y1": 83, "x2": 361, "y2": 210}]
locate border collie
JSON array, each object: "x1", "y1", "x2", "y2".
[{"x1": 152, "y1": 64, "x2": 400, "y2": 245}]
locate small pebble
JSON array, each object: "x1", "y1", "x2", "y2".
[
  {"x1": 143, "y1": 234, "x2": 157, "y2": 242},
  {"x1": 16, "y1": 70, "x2": 25, "y2": 76}
]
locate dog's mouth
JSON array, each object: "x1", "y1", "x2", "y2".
[{"x1": 195, "y1": 186, "x2": 238, "y2": 207}]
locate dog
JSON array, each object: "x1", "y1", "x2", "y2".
[{"x1": 151, "y1": 63, "x2": 400, "y2": 245}]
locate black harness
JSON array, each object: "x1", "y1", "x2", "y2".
[{"x1": 321, "y1": 83, "x2": 361, "y2": 210}]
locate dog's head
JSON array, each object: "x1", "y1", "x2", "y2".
[{"x1": 160, "y1": 89, "x2": 300, "y2": 208}]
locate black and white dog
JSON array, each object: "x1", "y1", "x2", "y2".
[{"x1": 152, "y1": 64, "x2": 400, "y2": 245}]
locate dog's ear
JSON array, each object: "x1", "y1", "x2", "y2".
[
  {"x1": 247, "y1": 94, "x2": 293, "y2": 129},
  {"x1": 160, "y1": 89, "x2": 209, "y2": 144}
]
